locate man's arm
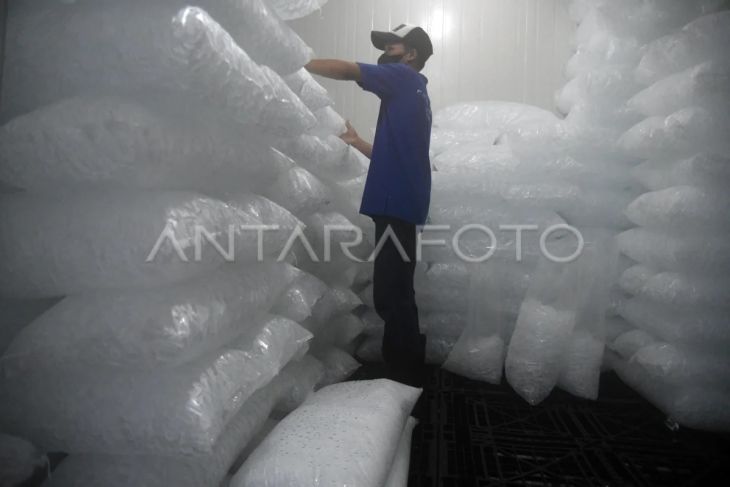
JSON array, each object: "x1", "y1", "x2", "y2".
[
  {"x1": 341, "y1": 121, "x2": 373, "y2": 160},
  {"x1": 305, "y1": 59, "x2": 361, "y2": 81}
]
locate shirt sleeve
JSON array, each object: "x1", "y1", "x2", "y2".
[{"x1": 356, "y1": 62, "x2": 409, "y2": 99}]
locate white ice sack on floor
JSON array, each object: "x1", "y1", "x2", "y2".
[
  {"x1": 1, "y1": 263, "x2": 296, "y2": 373},
  {"x1": 0, "y1": 316, "x2": 311, "y2": 455},
  {"x1": 231, "y1": 379, "x2": 421, "y2": 487}
]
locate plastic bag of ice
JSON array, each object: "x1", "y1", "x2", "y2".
[
  {"x1": 626, "y1": 186, "x2": 730, "y2": 232},
  {"x1": 619, "y1": 106, "x2": 730, "y2": 160},
  {"x1": 273, "y1": 355, "x2": 325, "y2": 414},
  {"x1": 0, "y1": 434, "x2": 47, "y2": 487},
  {"x1": 608, "y1": 353, "x2": 730, "y2": 432},
  {"x1": 635, "y1": 11, "x2": 730, "y2": 85},
  {"x1": 284, "y1": 68, "x2": 334, "y2": 111},
  {"x1": 505, "y1": 298, "x2": 578, "y2": 404},
  {"x1": 618, "y1": 264, "x2": 657, "y2": 295},
  {"x1": 314, "y1": 314, "x2": 366, "y2": 349},
  {"x1": 557, "y1": 234, "x2": 617, "y2": 400},
  {"x1": 0, "y1": 316, "x2": 311, "y2": 455},
  {"x1": 637, "y1": 271, "x2": 730, "y2": 308},
  {"x1": 264, "y1": 166, "x2": 334, "y2": 217},
  {"x1": 565, "y1": 33, "x2": 643, "y2": 78},
  {"x1": 556, "y1": 66, "x2": 641, "y2": 115},
  {"x1": 579, "y1": 0, "x2": 726, "y2": 45},
  {"x1": 0, "y1": 96, "x2": 290, "y2": 192},
  {"x1": 632, "y1": 342, "x2": 730, "y2": 387},
  {"x1": 621, "y1": 297, "x2": 730, "y2": 350},
  {"x1": 609, "y1": 329, "x2": 657, "y2": 360},
  {"x1": 267, "y1": 0, "x2": 329, "y2": 21},
  {"x1": 311, "y1": 347, "x2": 361, "y2": 387},
  {"x1": 280, "y1": 134, "x2": 367, "y2": 183},
  {"x1": 1, "y1": 263, "x2": 296, "y2": 373},
  {"x1": 617, "y1": 228, "x2": 730, "y2": 274},
  {"x1": 0, "y1": 190, "x2": 294, "y2": 298},
  {"x1": 505, "y1": 252, "x2": 598, "y2": 405},
  {"x1": 308, "y1": 106, "x2": 348, "y2": 138},
  {"x1": 628, "y1": 60, "x2": 730, "y2": 117},
  {"x1": 3, "y1": 2, "x2": 315, "y2": 132},
  {"x1": 272, "y1": 268, "x2": 329, "y2": 323},
  {"x1": 434, "y1": 101, "x2": 561, "y2": 141},
  {"x1": 43, "y1": 360, "x2": 309, "y2": 487},
  {"x1": 230, "y1": 379, "x2": 421, "y2": 487},
  {"x1": 356, "y1": 333, "x2": 456, "y2": 366},
  {"x1": 443, "y1": 261, "x2": 533, "y2": 384},
  {"x1": 631, "y1": 153, "x2": 730, "y2": 191}
]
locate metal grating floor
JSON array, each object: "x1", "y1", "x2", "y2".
[{"x1": 353, "y1": 364, "x2": 730, "y2": 487}]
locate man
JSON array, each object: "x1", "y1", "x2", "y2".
[{"x1": 305, "y1": 24, "x2": 434, "y2": 387}]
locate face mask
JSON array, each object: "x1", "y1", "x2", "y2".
[{"x1": 378, "y1": 52, "x2": 405, "y2": 65}]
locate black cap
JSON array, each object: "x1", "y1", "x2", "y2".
[{"x1": 371, "y1": 24, "x2": 434, "y2": 63}]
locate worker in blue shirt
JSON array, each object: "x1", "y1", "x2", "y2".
[{"x1": 306, "y1": 24, "x2": 434, "y2": 387}]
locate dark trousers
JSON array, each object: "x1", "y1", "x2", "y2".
[{"x1": 372, "y1": 216, "x2": 426, "y2": 387}]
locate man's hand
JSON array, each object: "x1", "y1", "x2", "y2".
[
  {"x1": 340, "y1": 120, "x2": 373, "y2": 160},
  {"x1": 305, "y1": 59, "x2": 361, "y2": 81},
  {"x1": 340, "y1": 121, "x2": 360, "y2": 145}
]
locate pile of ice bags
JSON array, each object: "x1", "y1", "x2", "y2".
[
  {"x1": 0, "y1": 0, "x2": 370, "y2": 485},
  {"x1": 418, "y1": 0, "x2": 730, "y2": 432}
]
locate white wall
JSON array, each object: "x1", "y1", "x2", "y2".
[{"x1": 290, "y1": 0, "x2": 576, "y2": 135}]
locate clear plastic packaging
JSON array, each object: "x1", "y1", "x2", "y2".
[
  {"x1": 311, "y1": 347, "x2": 361, "y2": 387},
  {"x1": 626, "y1": 185, "x2": 730, "y2": 232},
  {"x1": 631, "y1": 153, "x2": 730, "y2": 191},
  {"x1": 621, "y1": 297, "x2": 730, "y2": 350},
  {"x1": 264, "y1": 166, "x2": 334, "y2": 217},
  {"x1": 273, "y1": 355, "x2": 325, "y2": 414},
  {"x1": 0, "y1": 190, "x2": 290, "y2": 298},
  {"x1": 267, "y1": 0, "x2": 329, "y2": 21},
  {"x1": 284, "y1": 69, "x2": 334, "y2": 111},
  {"x1": 1, "y1": 263, "x2": 296, "y2": 373},
  {"x1": 43, "y1": 360, "x2": 312, "y2": 487},
  {"x1": 619, "y1": 106, "x2": 730, "y2": 159},
  {"x1": 628, "y1": 60, "x2": 730, "y2": 117},
  {"x1": 3, "y1": 3, "x2": 312, "y2": 132},
  {"x1": 617, "y1": 228, "x2": 730, "y2": 275},
  {"x1": 0, "y1": 316, "x2": 312, "y2": 455},
  {"x1": 0, "y1": 96, "x2": 290, "y2": 193},
  {"x1": 635, "y1": 11, "x2": 730, "y2": 85}
]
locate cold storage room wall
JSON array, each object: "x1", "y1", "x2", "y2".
[{"x1": 290, "y1": 0, "x2": 576, "y2": 133}]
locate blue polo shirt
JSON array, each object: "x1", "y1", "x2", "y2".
[{"x1": 356, "y1": 62, "x2": 432, "y2": 225}]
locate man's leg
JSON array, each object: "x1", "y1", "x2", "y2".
[{"x1": 372, "y1": 216, "x2": 426, "y2": 387}]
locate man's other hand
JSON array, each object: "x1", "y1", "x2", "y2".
[{"x1": 340, "y1": 121, "x2": 360, "y2": 145}]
